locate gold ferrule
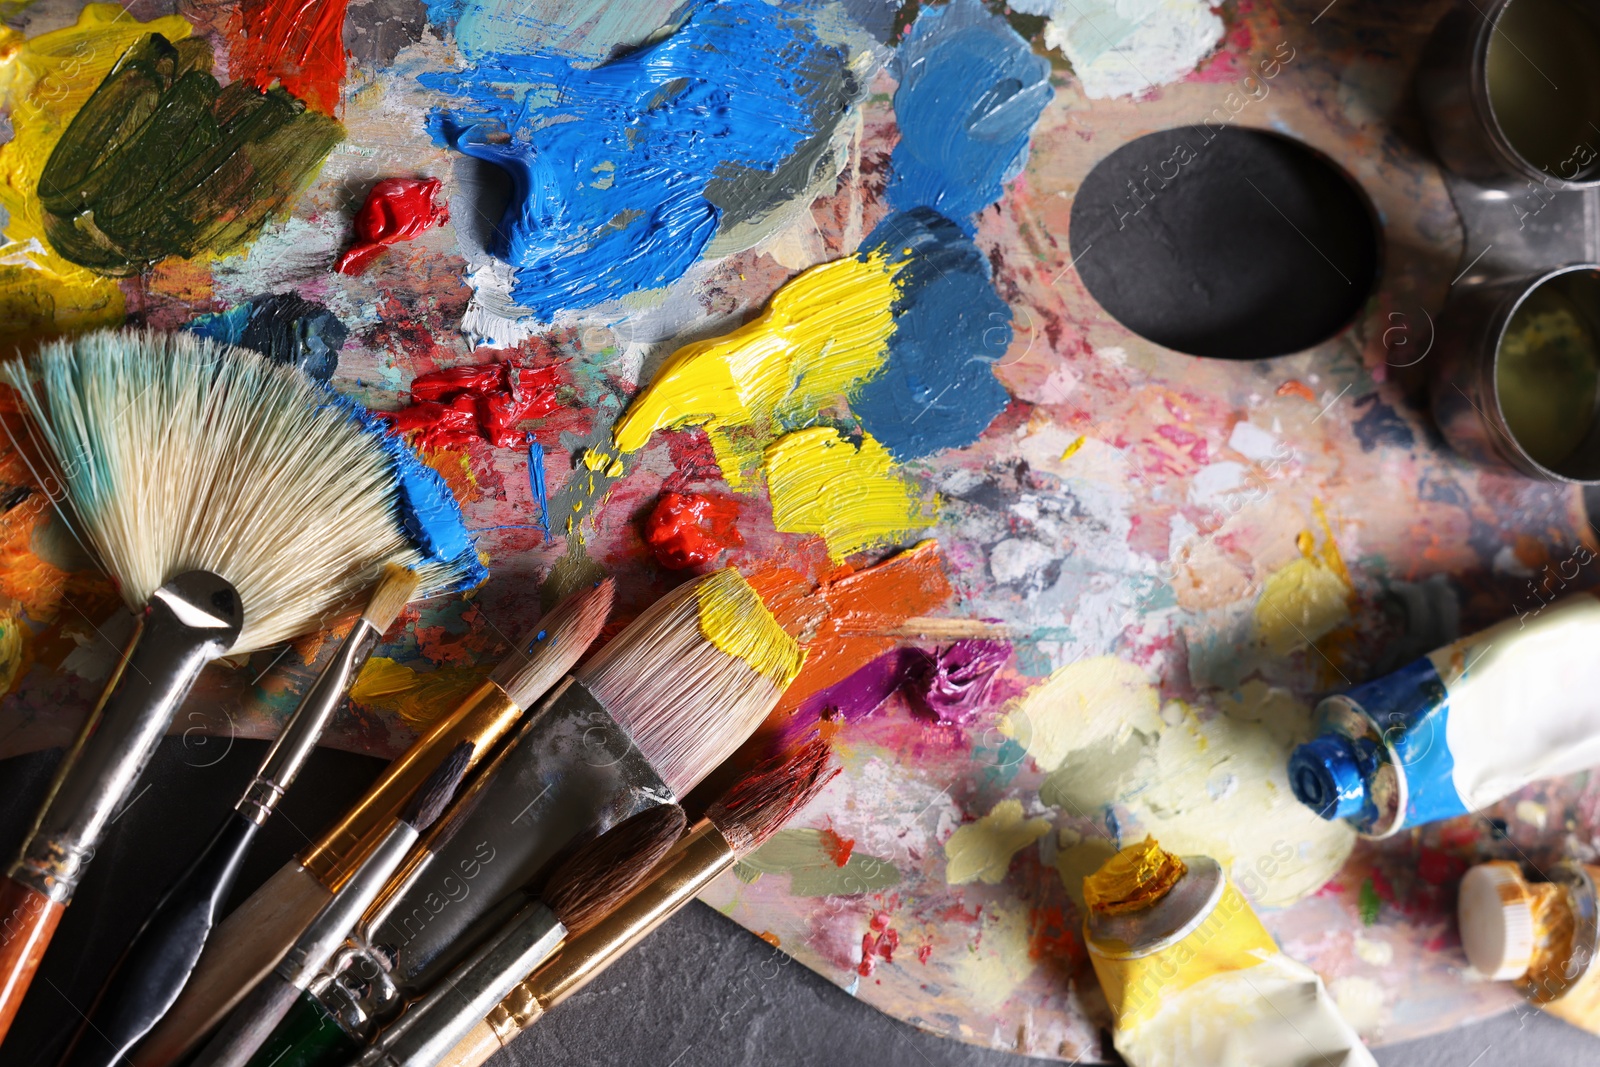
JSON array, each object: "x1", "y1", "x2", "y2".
[
  {"x1": 487, "y1": 820, "x2": 735, "y2": 1041},
  {"x1": 299, "y1": 680, "x2": 524, "y2": 890}
]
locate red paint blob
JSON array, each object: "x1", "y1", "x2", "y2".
[
  {"x1": 1276, "y1": 379, "x2": 1317, "y2": 402},
  {"x1": 820, "y1": 827, "x2": 855, "y2": 868},
  {"x1": 642, "y1": 491, "x2": 744, "y2": 569},
  {"x1": 336, "y1": 178, "x2": 450, "y2": 275},
  {"x1": 379, "y1": 361, "x2": 562, "y2": 450},
  {"x1": 858, "y1": 911, "x2": 900, "y2": 976},
  {"x1": 229, "y1": 0, "x2": 349, "y2": 116}
]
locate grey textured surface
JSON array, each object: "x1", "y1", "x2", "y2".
[{"x1": 2, "y1": 738, "x2": 1599, "y2": 1066}]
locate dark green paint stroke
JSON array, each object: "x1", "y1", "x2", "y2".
[{"x1": 38, "y1": 34, "x2": 343, "y2": 276}]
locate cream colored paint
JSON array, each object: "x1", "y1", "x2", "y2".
[
  {"x1": 999, "y1": 655, "x2": 1162, "y2": 772},
  {"x1": 943, "y1": 799, "x2": 1051, "y2": 885},
  {"x1": 944, "y1": 904, "x2": 1037, "y2": 1013}
]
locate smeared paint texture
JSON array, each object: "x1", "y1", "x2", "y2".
[
  {"x1": 695, "y1": 567, "x2": 805, "y2": 687},
  {"x1": 228, "y1": 0, "x2": 350, "y2": 115},
  {"x1": 887, "y1": 0, "x2": 1053, "y2": 223},
  {"x1": 1254, "y1": 509, "x2": 1353, "y2": 657},
  {"x1": 908, "y1": 639, "x2": 1009, "y2": 724},
  {"x1": 421, "y1": 0, "x2": 850, "y2": 318},
  {"x1": 338, "y1": 397, "x2": 487, "y2": 591},
  {"x1": 380, "y1": 360, "x2": 562, "y2": 449},
  {"x1": 850, "y1": 209, "x2": 1013, "y2": 460},
  {"x1": 437, "y1": 0, "x2": 686, "y2": 63},
  {"x1": 527, "y1": 438, "x2": 551, "y2": 536},
  {"x1": 735, "y1": 827, "x2": 902, "y2": 896},
  {"x1": 35, "y1": 33, "x2": 343, "y2": 277},
  {"x1": 188, "y1": 293, "x2": 349, "y2": 380},
  {"x1": 765, "y1": 428, "x2": 936, "y2": 561},
  {"x1": 943, "y1": 798, "x2": 1051, "y2": 885},
  {"x1": 643, "y1": 491, "x2": 744, "y2": 569},
  {"x1": 336, "y1": 177, "x2": 450, "y2": 274},
  {"x1": 1039, "y1": 0, "x2": 1224, "y2": 100},
  {"x1": 794, "y1": 647, "x2": 918, "y2": 725},
  {"x1": 0, "y1": 6, "x2": 195, "y2": 335}
]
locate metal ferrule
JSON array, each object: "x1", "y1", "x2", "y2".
[
  {"x1": 486, "y1": 819, "x2": 734, "y2": 1042},
  {"x1": 310, "y1": 943, "x2": 398, "y2": 1040},
  {"x1": 237, "y1": 618, "x2": 383, "y2": 825},
  {"x1": 300, "y1": 678, "x2": 524, "y2": 891},
  {"x1": 359, "y1": 901, "x2": 565, "y2": 1067},
  {"x1": 277, "y1": 822, "x2": 421, "y2": 991},
  {"x1": 373, "y1": 677, "x2": 675, "y2": 994},
  {"x1": 8, "y1": 572, "x2": 242, "y2": 902}
]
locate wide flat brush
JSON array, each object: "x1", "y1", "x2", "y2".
[
  {"x1": 131, "y1": 580, "x2": 615, "y2": 1067},
  {"x1": 56, "y1": 566, "x2": 420, "y2": 1067},
  {"x1": 0, "y1": 331, "x2": 479, "y2": 1042},
  {"x1": 194, "y1": 743, "x2": 477, "y2": 1067},
  {"x1": 349, "y1": 803, "x2": 686, "y2": 1067},
  {"x1": 361, "y1": 568, "x2": 805, "y2": 999},
  {"x1": 438, "y1": 738, "x2": 837, "y2": 1067}
]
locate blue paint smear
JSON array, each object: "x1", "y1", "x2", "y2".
[
  {"x1": 421, "y1": 0, "x2": 845, "y2": 319},
  {"x1": 188, "y1": 294, "x2": 348, "y2": 381},
  {"x1": 527, "y1": 436, "x2": 551, "y2": 536},
  {"x1": 886, "y1": 0, "x2": 1053, "y2": 225},
  {"x1": 334, "y1": 395, "x2": 488, "y2": 593},
  {"x1": 851, "y1": 207, "x2": 1012, "y2": 461}
]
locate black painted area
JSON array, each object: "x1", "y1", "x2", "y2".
[{"x1": 1069, "y1": 126, "x2": 1381, "y2": 361}]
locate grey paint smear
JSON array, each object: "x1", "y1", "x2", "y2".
[{"x1": 344, "y1": 0, "x2": 428, "y2": 68}]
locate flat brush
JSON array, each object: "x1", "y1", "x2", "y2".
[
  {"x1": 350, "y1": 803, "x2": 686, "y2": 1067},
  {"x1": 194, "y1": 742, "x2": 476, "y2": 1067},
  {"x1": 439, "y1": 738, "x2": 837, "y2": 1067},
  {"x1": 0, "y1": 330, "x2": 478, "y2": 1041},
  {"x1": 57, "y1": 565, "x2": 420, "y2": 1067},
  {"x1": 363, "y1": 568, "x2": 805, "y2": 1000},
  {"x1": 132, "y1": 580, "x2": 615, "y2": 1067}
]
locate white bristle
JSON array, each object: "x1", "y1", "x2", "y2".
[
  {"x1": 575, "y1": 573, "x2": 792, "y2": 796},
  {"x1": 0, "y1": 330, "x2": 447, "y2": 654}
]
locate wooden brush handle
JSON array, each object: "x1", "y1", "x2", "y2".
[
  {"x1": 437, "y1": 1019, "x2": 507, "y2": 1067},
  {"x1": 0, "y1": 875, "x2": 65, "y2": 1041}
]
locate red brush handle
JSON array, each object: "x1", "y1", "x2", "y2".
[{"x1": 0, "y1": 874, "x2": 64, "y2": 1042}]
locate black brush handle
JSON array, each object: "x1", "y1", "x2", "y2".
[{"x1": 57, "y1": 811, "x2": 261, "y2": 1067}]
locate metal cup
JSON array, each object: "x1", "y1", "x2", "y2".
[
  {"x1": 1430, "y1": 264, "x2": 1600, "y2": 482},
  {"x1": 1418, "y1": 0, "x2": 1600, "y2": 189}
]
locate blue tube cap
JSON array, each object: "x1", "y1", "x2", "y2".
[{"x1": 1289, "y1": 735, "x2": 1368, "y2": 821}]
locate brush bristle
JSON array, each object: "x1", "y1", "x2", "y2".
[
  {"x1": 0, "y1": 330, "x2": 470, "y2": 653},
  {"x1": 707, "y1": 736, "x2": 837, "y2": 854},
  {"x1": 576, "y1": 569, "x2": 802, "y2": 796},
  {"x1": 401, "y1": 739, "x2": 474, "y2": 830},
  {"x1": 489, "y1": 578, "x2": 615, "y2": 707},
  {"x1": 542, "y1": 804, "x2": 687, "y2": 935},
  {"x1": 361, "y1": 565, "x2": 419, "y2": 635}
]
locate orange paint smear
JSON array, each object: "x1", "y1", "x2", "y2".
[
  {"x1": 228, "y1": 0, "x2": 350, "y2": 116},
  {"x1": 0, "y1": 391, "x2": 71, "y2": 620},
  {"x1": 747, "y1": 540, "x2": 953, "y2": 719},
  {"x1": 1276, "y1": 379, "x2": 1317, "y2": 402}
]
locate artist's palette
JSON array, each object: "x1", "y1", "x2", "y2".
[{"x1": 2, "y1": 0, "x2": 1596, "y2": 1060}]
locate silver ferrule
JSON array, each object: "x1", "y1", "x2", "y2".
[
  {"x1": 360, "y1": 901, "x2": 565, "y2": 1067},
  {"x1": 278, "y1": 821, "x2": 421, "y2": 990},
  {"x1": 1085, "y1": 857, "x2": 1225, "y2": 960},
  {"x1": 238, "y1": 618, "x2": 383, "y2": 825},
  {"x1": 8, "y1": 572, "x2": 242, "y2": 902}
]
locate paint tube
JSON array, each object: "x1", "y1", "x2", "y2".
[
  {"x1": 1459, "y1": 860, "x2": 1600, "y2": 1033},
  {"x1": 1288, "y1": 590, "x2": 1600, "y2": 838},
  {"x1": 1082, "y1": 838, "x2": 1375, "y2": 1067}
]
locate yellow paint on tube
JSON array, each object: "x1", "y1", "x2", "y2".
[
  {"x1": 694, "y1": 568, "x2": 804, "y2": 686},
  {"x1": 0, "y1": 6, "x2": 191, "y2": 335},
  {"x1": 611, "y1": 252, "x2": 904, "y2": 485},
  {"x1": 1082, "y1": 837, "x2": 1187, "y2": 916},
  {"x1": 764, "y1": 427, "x2": 936, "y2": 562}
]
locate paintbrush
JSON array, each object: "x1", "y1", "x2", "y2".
[
  {"x1": 348, "y1": 802, "x2": 687, "y2": 1067},
  {"x1": 353, "y1": 568, "x2": 804, "y2": 1005},
  {"x1": 0, "y1": 330, "x2": 479, "y2": 1041},
  {"x1": 193, "y1": 742, "x2": 477, "y2": 1067},
  {"x1": 56, "y1": 565, "x2": 420, "y2": 1067},
  {"x1": 436, "y1": 737, "x2": 836, "y2": 1067},
  {"x1": 130, "y1": 580, "x2": 615, "y2": 1067}
]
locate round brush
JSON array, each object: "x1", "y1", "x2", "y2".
[{"x1": 0, "y1": 330, "x2": 481, "y2": 1041}]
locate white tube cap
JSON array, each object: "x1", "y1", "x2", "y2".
[{"x1": 1459, "y1": 862, "x2": 1536, "y2": 981}]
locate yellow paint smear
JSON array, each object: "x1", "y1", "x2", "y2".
[
  {"x1": 0, "y1": 6, "x2": 193, "y2": 336},
  {"x1": 1082, "y1": 837, "x2": 1187, "y2": 916},
  {"x1": 694, "y1": 568, "x2": 804, "y2": 686},
  {"x1": 1000, "y1": 655, "x2": 1161, "y2": 772},
  {"x1": 0, "y1": 607, "x2": 27, "y2": 696},
  {"x1": 942, "y1": 798, "x2": 1051, "y2": 886},
  {"x1": 1253, "y1": 499, "x2": 1352, "y2": 657},
  {"x1": 611, "y1": 252, "x2": 904, "y2": 485},
  {"x1": 350, "y1": 656, "x2": 487, "y2": 727},
  {"x1": 763, "y1": 427, "x2": 936, "y2": 562}
]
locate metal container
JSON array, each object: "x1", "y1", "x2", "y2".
[{"x1": 1430, "y1": 264, "x2": 1600, "y2": 482}]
